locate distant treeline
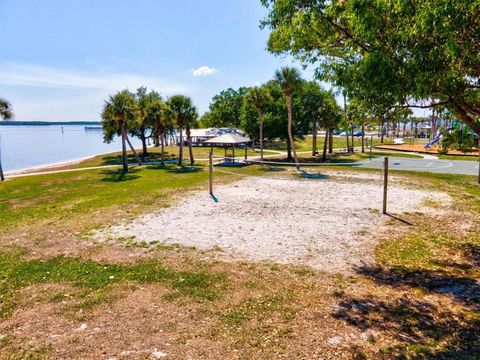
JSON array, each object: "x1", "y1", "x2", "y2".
[{"x1": 0, "y1": 121, "x2": 101, "y2": 126}]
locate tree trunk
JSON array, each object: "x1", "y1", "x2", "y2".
[
  {"x1": 345, "y1": 129, "x2": 350, "y2": 153},
  {"x1": 178, "y1": 127, "x2": 184, "y2": 166},
  {"x1": 431, "y1": 108, "x2": 437, "y2": 138},
  {"x1": 350, "y1": 122, "x2": 355, "y2": 153},
  {"x1": 380, "y1": 117, "x2": 385, "y2": 144},
  {"x1": 403, "y1": 122, "x2": 406, "y2": 138},
  {"x1": 141, "y1": 135, "x2": 148, "y2": 160},
  {"x1": 154, "y1": 129, "x2": 160, "y2": 147},
  {"x1": 160, "y1": 131, "x2": 165, "y2": 165},
  {"x1": 0, "y1": 155, "x2": 4, "y2": 182},
  {"x1": 126, "y1": 135, "x2": 142, "y2": 165},
  {"x1": 361, "y1": 124, "x2": 365, "y2": 153},
  {"x1": 286, "y1": 136, "x2": 292, "y2": 161},
  {"x1": 312, "y1": 121, "x2": 318, "y2": 156},
  {"x1": 258, "y1": 108, "x2": 264, "y2": 161},
  {"x1": 329, "y1": 129, "x2": 333, "y2": 154},
  {"x1": 120, "y1": 120, "x2": 128, "y2": 172},
  {"x1": 286, "y1": 96, "x2": 300, "y2": 170},
  {"x1": 186, "y1": 127, "x2": 194, "y2": 165},
  {"x1": 322, "y1": 128, "x2": 328, "y2": 162}
]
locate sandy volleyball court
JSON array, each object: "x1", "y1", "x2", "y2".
[{"x1": 97, "y1": 173, "x2": 450, "y2": 273}]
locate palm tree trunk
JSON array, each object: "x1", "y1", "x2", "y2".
[
  {"x1": 178, "y1": 127, "x2": 184, "y2": 166},
  {"x1": 380, "y1": 117, "x2": 385, "y2": 144},
  {"x1": 361, "y1": 124, "x2": 365, "y2": 153},
  {"x1": 345, "y1": 129, "x2": 350, "y2": 153},
  {"x1": 0, "y1": 132, "x2": 4, "y2": 181},
  {"x1": 286, "y1": 96, "x2": 300, "y2": 170},
  {"x1": 312, "y1": 122, "x2": 317, "y2": 156},
  {"x1": 154, "y1": 129, "x2": 160, "y2": 147},
  {"x1": 350, "y1": 123, "x2": 355, "y2": 153},
  {"x1": 0, "y1": 150, "x2": 4, "y2": 181},
  {"x1": 329, "y1": 129, "x2": 333, "y2": 154},
  {"x1": 322, "y1": 128, "x2": 328, "y2": 162},
  {"x1": 258, "y1": 109, "x2": 264, "y2": 161},
  {"x1": 160, "y1": 131, "x2": 165, "y2": 165},
  {"x1": 286, "y1": 136, "x2": 292, "y2": 161},
  {"x1": 187, "y1": 127, "x2": 194, "y2": 165},
  {"x1": 120, "y1": 120, "x2": 128, "y2": 172}
]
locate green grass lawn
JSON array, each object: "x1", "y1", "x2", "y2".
[
  {"x1": 0, "y1": 160, "x2": 479, "y2": 358},
  {"x1": 438, "y1": 154, "x2": 480, "y2": 161}
]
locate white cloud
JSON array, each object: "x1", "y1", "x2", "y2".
[
  {"x1": 0, "y1": 62, "x2": 195, "y2": 121},
  {"x1": 0, "y1": 62, "x2": 188, "y2": 93},
  {"x1": 192, "y1": 66, "x2": 218, "y2": 77}
]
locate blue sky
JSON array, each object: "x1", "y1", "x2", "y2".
[{"x1": 0, "y1": 0, "x2": 315, "y2": 121}]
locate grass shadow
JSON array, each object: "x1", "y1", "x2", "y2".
[
  {"x1": 332, "y1": 292, "x2": 480, "y2": 359},
  {"x1": 99, "y1": 152, "x2": 176, "y2": 166},
  {"x1": 100, "y1": 169, "x2": 141, "y2": 182},
  {"x1": 385, "y1": 213, "x2": 414, "y2": 226},
  {"x1": 165, "y1": 165, "x2": 204, "y2": 174},
  {"x1": 332, "y1": 262, "x2": 480, "y2": 358},
  {"x1": 299, "y1": 171, "x2": 329, "y2": 180},
  {"x1": 258, "y1": 166, "x2": 286, "y2": 172},
  {"x1": 215, "y1": 162, "x2": 247, "y2": 168}
]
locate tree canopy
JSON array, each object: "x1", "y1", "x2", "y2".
[
  {"x1": 201, "y1": 88, "x2": 247, "y2": 128},
  {"x1": 261, "y1": 0, "x2": 480, "y2": 135}
]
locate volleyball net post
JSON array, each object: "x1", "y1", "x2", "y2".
[
  {"x1": 209, "y1": 150, "x2": 214, "y2": 195},
  {"x1": 383, "y1": 156, "x2": 389, "y2": 214}
]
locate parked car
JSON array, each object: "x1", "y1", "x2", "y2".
[{"x1": 353, "y1": 131, "x2": 364, "y2": 137}]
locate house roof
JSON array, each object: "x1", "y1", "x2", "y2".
[{"x1": 204, "y1": 133, "x2": 251, "y2": 145}]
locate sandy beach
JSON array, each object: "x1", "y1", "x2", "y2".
[{"x1": 96, "y1": 173, "x2": 451, "y2": 273}]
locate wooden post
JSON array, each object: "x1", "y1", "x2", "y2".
[
  {"x1": 477, "y1": 138, "x2": 480, "y2": 184},
  {"x1": 209, "y1": 150, "x2": 214, "y2": 195},
  {"x1": 383, "y1": 156, "x2": 389, "y2": 214},
  {"x1": 244, "y1": 144, "x2": 247, "y2": 160}
]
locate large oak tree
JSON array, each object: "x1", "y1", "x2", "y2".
[{"x1": 261, "y1": 0, "x2": 480, "y2": 136}]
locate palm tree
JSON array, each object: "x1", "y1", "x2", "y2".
[
  {"x1": 149, "y1": 97, "x2": 169, "y2": 165},
  {"x1": 245, "y1": 86, "x2": 271, "y2": 161},
  {"x1": 101, "y1": 90, "x2": 139, "y2": 172},
  {"x1": 167, "y1": 95, "x2": 198, "y2": 166},
  {"x1": 133, "y1": 87, "x2": 156, "y2": 160},
  {"x1": 0, "y1": 98, "x2": 13, "y2": 181},
  {"x1": 274, "y1": 67, "x2": 303, "y2": 170}
]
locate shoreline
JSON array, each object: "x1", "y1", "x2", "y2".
[{"x1": 3, "y1": 150, "x2": 122, "y2": 176}]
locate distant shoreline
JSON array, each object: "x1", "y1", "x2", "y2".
[{"x1": 0, "y1": 121, "x2": 101, "y2": 126}]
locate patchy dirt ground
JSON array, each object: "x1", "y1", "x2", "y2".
[{"x1": 96, "y1": 174, "x2": 451, "y2": 273}]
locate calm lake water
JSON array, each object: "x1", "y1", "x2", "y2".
[{"x1": 0, "y1": 125, "x2": 140, "y2": 172}]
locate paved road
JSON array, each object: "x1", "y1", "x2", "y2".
[{"x1": 358, "y1": 157, "x2": 480, "y2": 176}]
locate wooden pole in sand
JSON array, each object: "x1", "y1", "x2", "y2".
[
  {"x1": 209, "y1": 150, "x2": 214, "y2": 195},
  {"x1": 477, "y1": 138, "x2": 480, "y2": 184},
  {"x1": 383, "y1": 156, "x2": 389, "y2": 214}
]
